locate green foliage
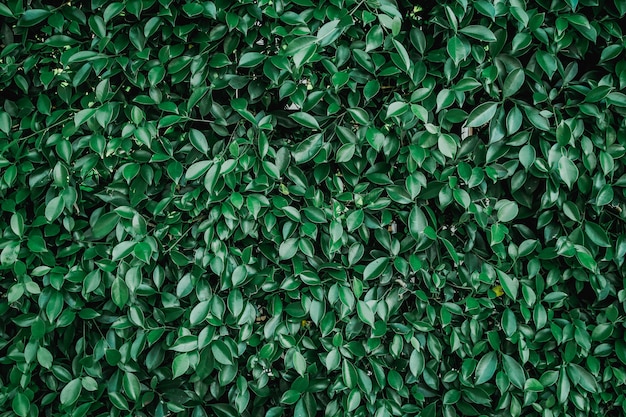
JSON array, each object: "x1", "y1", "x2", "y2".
[{"x1": 1, "y1": 0, "x2": 626, "y2": 416}]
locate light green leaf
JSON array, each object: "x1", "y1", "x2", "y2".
[
  {"x1": 386, "y1": 102, "x2": 409, "y2": 118},
  {"x1": 438, "y1": 134, "x2": 457, "y2": 158},
  {"x1": 357, "y1": 301, "x2": 376, "y2": 327},
  {"x1": 466, "y1": 102, "x2": 498, "y2": 127},
  {"x1": 365, "y1": 25, "x2": 383, "y2": 52},
  {"x1": 392, "y1": 39, "x2": 411, "y2": 72},
  {"x1": 497, "y1": 200, "x2": 519, "y2": 222},
  {"x1": 60, "y1": 379, "x2": 82, "y2": 406},
  {"x1": 447, "y1": 35, "x2": 470, "y2": 64},
  {"x1": 279, "y1": 238, "x2": 299, "y2": 260},
  {"x1": 212, "y1": 340, "x2": 233, "y2": 365},
  {"x1": 123, "y1": 372, "x2": 141, "y2": 402},
  {"x1": 363, "y1": 257, "x2": 389, "y2": 280},
  {"x1": 497, "y1": 269, "x2": 519, "y2": 301},
  {"x1": 189, "y1": 129, "x2": 209, "y2": 154},
  {"x1": 0, "y1": 111, "x2": 11, "y2": 134},
  {"x1": 12, "y1": 392, "x2": 30, "y2": 417},
  {"x1": 475, "y1": 352, "x2": 498, "y2": 384},
  {"x1": 459, "y1": 25, "x2": 497, "y2": 41},
  {"x1": 186, "y1": 160, "x2": 212, "y2": 180},
  {"x1": 45, "y1": 196, "x2": 65, "y2": 222},
  {"x1": 502, "y1": 68, "x2": 525, "y2": 98},
  {"x1": 317, "y1": 20, "x2": 342, "y2": 47},
  {"x1": 293, "y1": 133, "x2": 323, "y2": 163},
  {"x1": 408, "y1": 206, "x2": 428, "y2": 239},
  {"x1": 289, "y1": 112, "x2": 320, "y2": 129},
  {"x1": 558, "y1": 156, "x2": 578, "y2": 189},
  {"x1": 293, "y1": 351, "x2": 306, "y2": 376},
  {"x1": 502, "y1": 354, "x2": 526, "y2": 389}
]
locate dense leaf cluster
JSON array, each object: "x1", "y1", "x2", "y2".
[{"x1": 1, "y1": 0, "x2": 626, "y2": 416}]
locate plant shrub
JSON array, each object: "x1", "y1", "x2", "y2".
[{"x1": 1, "y1": 0, "x2": 626, "y2": 416}]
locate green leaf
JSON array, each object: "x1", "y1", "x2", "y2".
[
  {"x1": 231, "y1": 264, "x2": 248, "y2": 287},
  {"x1": 616, "y1": 341, "x2": 626, "y2": 364},
  {"x1": 408, "y1": 206, "x2": 428, "y2": 239},
  {"x1": 596, "y1": 184, "x2": 614, "y2": 206},
  {"x1": 475, "y1": 351, "x2": 498, "y2": 384},
  {"x1": 519, "y1": 144, "x2": 536, "y2": 169},
  {"x1": 279, "y1": 238, "x2": 299, "y2": 260},
  {"x1": 172, "y1": 354, "x2": 190, "y2": 379},
  {"x1": 363, "y1": 258, "x2": 389, "y2": 280},
  {"x1": 524, "y1": 378, "x2": 544, "y2": 392},
  {"x1": 386, "y1": 102, "x2": 409, "y2": 118},
  {"x1": 443, "y1": 389, "x2": 461, "y2": 405},
  {"x1": 357, "y1": 301, "x2": 376, "y2": 327},
  {"x1": 392, "y1": 39, "x2": 412, "y2": 72},
  {"x1": 280, "y1": 390, "x2": 301, "y2": 405},
  {"x1": 536, "y1": 50, "x2": 557, "y2": 79},
  {"x1": 490, "y1": 223, "x2": 507, "y2": 245},
  {"x1": 325, "y1": 349, "x2": 341, "y2": 371},
  {"x1": 584, "y1": 222, "x2": 611, "y2": 247},
  {"x1": 502, "y1": 354, "x2": 526, "y2": 389},
  {"x1": 293, "y1": 351, "x2": 306, "y2": 376},
  {"x1": 497, "y1": 269, "x2": 519, "y2": 301},
  {"x1": 317, "y1": 20, "x2": 342, "y2": 47},
  {"x1": 591, "y1": 323, "x2": 613, "y2": 341},
  {"x1": 92, "y1": 212, "x2": 119, "y2": 239},
  {"x1": 0, "y1": 3, "x2": 14, "y2": 18},
  {"x1": 1, "y1": 243, "x2": 20, "y2": 267},
  {"x1": 111, "y1": 278, "x2": 129, "y2": 308},
  {"x1": 123, "y1": 372, "x2": 141, "y2": 402},
  {"x1": 212, "y1": 340, "x2": 233, "y2": 365},
  {"x1": 569, "y1": 364, "x2": 598, "y2": 393},
  {"x1": 346, "y1": 209, "x2": 364, "y2": 232},
  {"x1": 364, "y1": 80, "x2": 380, "y2": 101},
  {"x1": 557, "y1": 368, "x2": 570, "y2": 404},
  {"x1": 438, "y1": 134, "x2": 457, "y2": 158},
  {"x1": 585, "y1": 85, "x2": 612, "y2": 103},
  {"x1": 497, "y1": 200, "x2": 519, "y2": 222},
  {"x1": 285, "y1": 36, "x2": 317, "y2": 56},
  {"x1": 576, "y1": 247, "x2": 597, "y2": 271},
  {"x1": 502, "y1": 68, "x2": 525, "y2": 98},
  {"x1": 37, "y1": 347, "x2": 54, "y2": 369},
  {"x1": 556, "y1": 121, "x2": 572, "y2": 146},
  {"x1": 12, "y1": 392, "x2": 30, "y2": 417},
  {"x1": 189, "y1": 129, "x2": 209, "y2": 154},
  {"x1": 447, "y1": 35, "x2": 470, "y2": 64},
  {"x1": 347, "y1": 390, "x2": 361, "y2": 411},
  {"x1": 238, "y1": 52, "x2": 266, "y2": 68},
  {"x1": 289, "y1": 112, "x2": 320, "y2": 129},
  {"x1": 170, "y1": 336, "x2": 198, "y2": 353},
  {"x1": 411, "y1": 104, "x2": 429, "y2": 122},
  {"x1": 10, "y1": 213, "x2": 24, "y2": 237},
  {"x1": 190, "y1": 301, "x2": 210, "y2": 325},
  {"x1": 60, "y1": 378, "x2": 82, "y2": 406},
  {"x1": 293, "y1": 133, "x2": 323, "y2": 163},
  {"x1": 459, "y1": 25, "x2": 497, "y2": 41},
  {"x1": 186, "y1": 161, "x2": 213, "y2": 180},
  {"x1": 348, "y1": 108, "x2": 370, "y2": 125},
  {"x1": 45, "y1": 196, "x2": 65, "y2": 222},
  {"x1": 112, "y1": 241, "x2": 135, "y2": 261},
  {"x1": 18, "y1": 9, "x2": 51, "y2": 27},
  {"x1": 558, "y1": 156, "x2": 578, "y2": 189},
  {"x1": 74, "y1": 108, "x2": 98, "y2": 126},
  {"x1": 336, "y1": 143, "x2": 356, "y2": 163},
  {"x1": 606, "y1": 91, "x2": 626, "y2": 106},
  {"x1": 365, "y1": 25, "x2": 383, "y2": 52},
  {"x1": 466, "y1": 102, "x2": 498, "y2": 127},
  {"x1": 0, "y1": 111, "x2": 11, "y2": 134}
]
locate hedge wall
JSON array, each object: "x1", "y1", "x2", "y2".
[{"x1": 1, "y1": 0, "x2": 626, "y2": 416}]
